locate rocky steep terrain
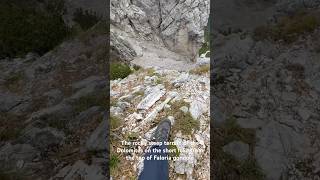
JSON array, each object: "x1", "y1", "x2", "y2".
[
  {"x1": 110, "y1": 68, "x2": 210, "y2": 179},
  {"x1": 110, "y1": 0, "x2": 210, "y2": 179},
  {"x1": 212, "y1": 0, "x2": 320, "y2": 179}
]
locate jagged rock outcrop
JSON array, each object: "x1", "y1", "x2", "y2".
[{"x1": 110, "y1": 0, "x2": 210, "y2": 61}]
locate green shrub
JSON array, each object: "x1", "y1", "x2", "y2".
[
  {"x1": 110, "y1": 63, "x2": 132, "y2": 80},
  {"x1": 110, "y1": 154, "x2": 120, "y2": 169},
  {"x1": 0, "y1": 1, "x2": 69, "y2": 58},
  {"x1": 73, "y1": 8, "x2": 101, "y2": 31}
]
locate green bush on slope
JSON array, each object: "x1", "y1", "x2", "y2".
[{"x1": 110, "y1": 63, "x2": 132, "y2": 80}]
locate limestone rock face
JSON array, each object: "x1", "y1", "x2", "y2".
[{"x1": 110, "y1": 0, "x2": 210, "y2": 61}]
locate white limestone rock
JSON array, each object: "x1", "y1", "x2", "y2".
[
  {"x1": 189, "y1": 100, "x2": 206, "y2": 120},
  {"x1": 137, "y1": 86, "x2": 165, "y2": 110}
]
